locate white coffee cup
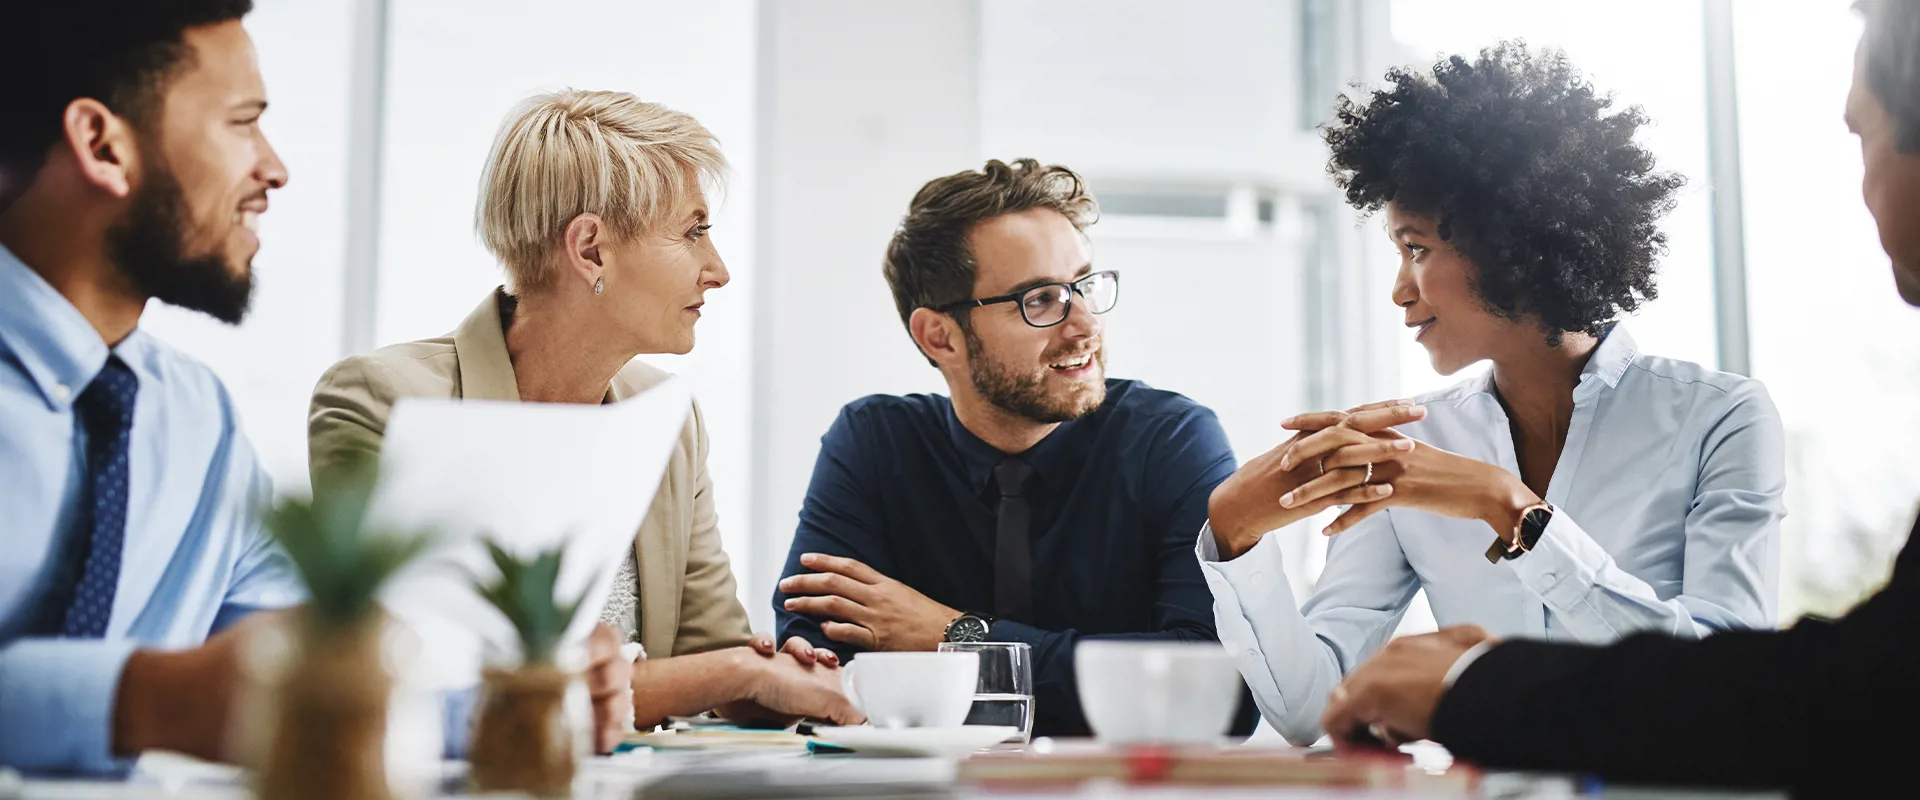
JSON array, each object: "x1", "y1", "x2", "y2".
[
  {"x1": 1075, "y1": 641, "x2": 1243, "y2": 744},
  {"x1": 840, "y1": 651, "x2": 980, "y2": 729}
]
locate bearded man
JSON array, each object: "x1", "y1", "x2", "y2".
[
  {"x1": 773, "y1": 159, "x2": 1257, "y2": 737},
  {"x1": 0, "y1": 0, "x2": 633, "y2": 773}
]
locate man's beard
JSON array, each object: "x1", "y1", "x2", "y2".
[
  {"x1": 105, "y1": 158, "x2": 253, "y2": 325},
  {"x1": 964, "y1": 326, "x2": 1107, "y2": 424}
]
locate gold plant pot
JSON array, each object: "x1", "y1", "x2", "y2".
[
  {"x1": 257, "y1": 611, "x2": 394, "y2": 800},
  {"x1": 469, "y1": 665, "x2": 580, "y2": 796}
]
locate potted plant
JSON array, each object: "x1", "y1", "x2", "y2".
[
  {"x1": 466, "y1": 540, "x2": 591, "y2": 796},
  {"x1": 257, "y1": 463, "x2": 433, "y2": 800}
]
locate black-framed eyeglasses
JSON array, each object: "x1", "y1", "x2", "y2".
[{"x1": 934, "y1": 270, "x2": 1121, "y2": 328}]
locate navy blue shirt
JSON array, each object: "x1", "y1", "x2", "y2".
[{"x1": 775, "y1": 379, "x2": 1256, "y2": 736}]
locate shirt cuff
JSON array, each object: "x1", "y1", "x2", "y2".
[
  {"x1": 1196, "y1": 521, "x2": 1224, "y2": 563},
  {"x1": 1196, "y1": 525, "x2": 1288, "y2": 603},
  {"x1": 441, "y1": 687, "x2": 477, "y2": 760},
  {"x1": 1442, "y1": 640, "x2": 1497, "y2": 688},
  {"x1": 0, "y1": 638, "x2": 141, "y2": 774},
  {"x1": 1503, "y1": 511, "x2": 1609, "y2": 610},
  {"x1": 988, "y1": 618, "x2": 1049, "y2": 648}
]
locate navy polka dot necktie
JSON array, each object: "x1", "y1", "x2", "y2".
[{"x1": 59, "y1": 355, "x2": 139, "y2": 638}]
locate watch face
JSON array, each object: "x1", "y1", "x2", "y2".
[
  {"x1": 1522, "y1": 507, "x2": 1554, "y2": 541},
  {"x1": 1508, "y1": 505, "x2": 1554, "y2": 558},
  {"x1": 947, "y1": 616, "x2": 989, "y2": 642}
]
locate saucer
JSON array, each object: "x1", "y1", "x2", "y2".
[{"x1": 809, "y1": 725, "x2": 1020, "y2": 757}]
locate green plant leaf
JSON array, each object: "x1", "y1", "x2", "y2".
[
  {"x1": 263, "y1": 460, "x2": 434, "y2": 631},
  {"x1": 468, "y1": 533, "x2": 592, "y2": 666}
]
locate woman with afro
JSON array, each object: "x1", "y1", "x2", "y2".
[{"x1": 1198, "y1": 42, "x2": 1785, "y2": 746}]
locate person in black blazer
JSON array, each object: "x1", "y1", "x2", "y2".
[{"x1": 1319, "y1": 1, "x2": 1920, "y2": 794}]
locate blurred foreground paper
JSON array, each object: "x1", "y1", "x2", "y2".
[{"x1": 371, "y1": 377, "x2": 691, "y2": 690}]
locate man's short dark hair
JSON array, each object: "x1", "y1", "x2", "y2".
[
  {"x1": 1323, "y1": 41, "x2": 1686, "y2": 345},
  {"x1": 882, "y1": 159, "x2": 1099, "y2": 362},
  {"x1": 0, "y1": 0, "x2": 254, "y2": 202},
  {"x1": 1858, "y1": 0, "x2": 1920, "y2": 154}
]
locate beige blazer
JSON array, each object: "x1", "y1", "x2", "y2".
[{"x1": 307, "y1": 289, "x2": 753, "y2": 659}]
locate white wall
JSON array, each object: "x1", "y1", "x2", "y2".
[
  {"x1": 747, "y1": 0, "x2": 982, "y2": 630},
  {"x1": 980, "y1": 0, "x2": 1318, "y2": 188},
  {"x1": 142, "y1": 0, "x2": 358, "y2": 495}
]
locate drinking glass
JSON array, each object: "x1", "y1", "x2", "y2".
[{"x1": 936, "y1": 641, "x2": 1034, "y2": 743}]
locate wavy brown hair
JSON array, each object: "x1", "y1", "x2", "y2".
[{"x1": 882, "y1": 158, "x2": 1099, "y2": 363}]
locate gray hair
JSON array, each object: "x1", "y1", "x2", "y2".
[{"x1": 1859, "y1": 0, "x2": 1920, "y2": 153}]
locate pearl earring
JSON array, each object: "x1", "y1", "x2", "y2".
[{"x1": 594, "y1": 277, "x2": 604, "y2": 295}]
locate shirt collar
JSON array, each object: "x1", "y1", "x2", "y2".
[
  {"x1": 1576, "y1": 323, "x2": 1638, "y2": 398},
  {"x1": 1461, "y1": 323, "x2": 1638, "y2": 402},
  {"x1": 0, "y1": 242, "x2": 114, "y2": 410},
  {"x1": 945, "y1": 402, "x2": 1080, "y2": 494}
]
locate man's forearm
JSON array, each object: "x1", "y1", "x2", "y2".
[
  {"x1": 113, "y1": 647, "x2": 233, "y2": 763},
  {"x1": 629, "y1": 648, "x2": 763, "y2": 729}
]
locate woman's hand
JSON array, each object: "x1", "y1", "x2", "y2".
[
  {"x1": 748, "y1": 632, "x2": 839, "y2": 668},
  {"x1": 1285, "y1": 436, "x2": 1542, "y2": 539},
  {"x1": 1207, "y1": 401, "x2": 1428, "y2": 560},
  {"x1": 739, "y1": 650, "x2": 864, "y2": 725}
]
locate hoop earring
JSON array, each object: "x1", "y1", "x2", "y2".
[{"x1": 594, "y1": 277, "x2": 605, "y2": 295}]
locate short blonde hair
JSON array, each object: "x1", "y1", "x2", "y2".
[{"x1": 476, "y1": 89, "x2": 726, "y2": 291}]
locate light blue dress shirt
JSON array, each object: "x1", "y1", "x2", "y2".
[
  {"x1": 0, "y1": 244, "x2": 303, "y2": 774},
  {"x1": 1199, "y1": 326, "x2": 1785, "y2": 745}
]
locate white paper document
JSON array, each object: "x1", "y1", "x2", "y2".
[{"x1": 370, "y1": 377, "x2": 691, "y2": 690}]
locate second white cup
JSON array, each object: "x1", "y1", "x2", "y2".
[{"x1": 1075, "y1": 641, "x2": 1243, "y2": 744}]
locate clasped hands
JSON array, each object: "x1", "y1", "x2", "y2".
[
  {"x1": 1205, "y1": 399, "x2": 1547, "y2": 753},
  {"x1": 1208, "y1": 399, "x2": 1541, "y2": 560}
]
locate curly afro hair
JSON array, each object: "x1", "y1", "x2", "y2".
[{"x1": 1323, "y1": 41, "x2": 1686, "y2": 345}]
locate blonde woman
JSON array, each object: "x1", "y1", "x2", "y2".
[{"x1": 309, "y1": 90, "x2": 859, "y2": 730}]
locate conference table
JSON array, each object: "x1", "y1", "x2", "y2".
[{"x1": 4, "y1": 737, "x2": 1786, "y2": 799}]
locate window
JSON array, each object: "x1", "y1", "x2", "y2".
[
  {"x1": 1734, "y1": 1, "x2": 1920, "y2": 618},
  {"x1": 1299, "y1": 0, "x2": 1342, "y2": 130}
]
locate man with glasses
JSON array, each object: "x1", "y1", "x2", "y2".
[{"x1": 774, "y1": 159, "x2": 1257, "y2": 737}]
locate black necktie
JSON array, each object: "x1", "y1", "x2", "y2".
[
  {"x1": 55, "y1": 356, "x2": 139, "y2": 638},
  {"x1": 993, "y1": 457, "x2": 1036, "y2": 624}
]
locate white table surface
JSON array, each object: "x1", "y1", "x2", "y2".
[{"x1": 3, "y1": 744, "x2": 1787, "y2": 800}]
